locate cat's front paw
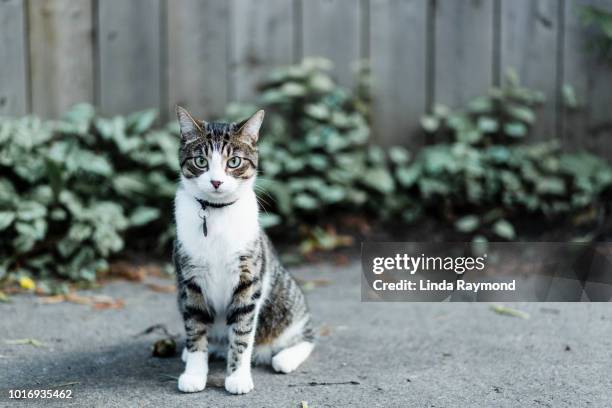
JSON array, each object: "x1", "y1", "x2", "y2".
[
  {"x1": 224, "y1": 371, "x2": 254, "y2": 394},
  {"x1": 178, "y1": 373, "x2": 206, "y2": 393}
]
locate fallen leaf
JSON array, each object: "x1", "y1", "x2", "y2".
[
  {"x1": 319, "y1": 325, "x2": 332, "y2": 336},
  {"x1": 333, "y1": 254, "x2": 350, "y2": 266},
  {"x1": 65, "y1": 293, "x2": 93, "y2": 305},
  {"x1": 106, "y1": 261, "x2": 146, "y2": 282},
  {"x1": 0, "y1": 291, "x2": 10, "y2": 303},
  {"x1": 490, "y1": 304, "x2": 529, "y2": 319},
  {"x1": 19, "y1": 277, "x2": 36, "y2": 291},
  {"x1": 5, "y1": 338, "x2": 45, "y2": 348},
  {"x1": 152, "y1": 338, "x2": 176, "y2": 358},
  {"x1": 93, "y1": 299, "x2": 125, "y2": 310},
  {"x1": 146, "y1": 283, "x2": 176, "y2": 293},
  {"x1": 296, "y1": 278, "x2": 331, "y2": 291},
  {"x1": 39, "y1": 295, "x2": 66, "y2": 304}
]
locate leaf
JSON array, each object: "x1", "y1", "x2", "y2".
[
  {"x1": 294, "y1": 193, "x2": 318, "y2": 210},
  {"x1": 62, "y1": 103, "x2": 95, "y2": 124},
  {"x1": 504, "y1": 122, "x2": 527, "y2": 138},
  {"x1": 127, "y1": 109, "x2": 157, "y2": 134},
  {"x1": 17, "y1": 201, "x2": 47, "y2": 221},
  {"x1": 260, "y1": 213, "x2": 282, "y2": 228},
  {"x1": 19, "y1": 276, "x2": 36, "y2": 290},
  {"x1": 420, "y1": 115, "x2": 440, "y2": 132},
  {"x1": 506, "y1": 105, "x2": 535, "y2": 124},
  {"x1": 490, "y1": 304, "x2": 529, "y2": 319},
  {"x1": 562, "y1": 84, "x2": 579, "y2": 109},
  {"x1": 467, "y1": 96, "x2": 493, "y2": 113},
  {"x1": 477, "y1": 117, "x2": 499, "y2": 133},
  {"x1": 455, "y1": 216, "x2": 480, "y2": 233},
  {"x1": 388, "y1": 146, "x2": 411, "y2": 164},
  {"x1": 492, "y1": 219, "x2": 516, "y2": 240},
  {"x1": 362, "y1": 168, "x2": 395, "y2": 194},
  {"x1": 0, "y1": 291, "x2": 10, "y2": 303},
  {"x1": 395, "y1": 166, "x2": 420, "y2": 187},
  {"x1": 305, "y1": 104, "x2": 330, "y2": 120},
  {"x1": 0, "y1": 211, "x2": 15, "y2": 230},
  {"x1": 129, "y1": 207, "x2": 160, "y2": 227},
  {"x1": 4, "y1": 338, "x2": 46, "y2": 347}
]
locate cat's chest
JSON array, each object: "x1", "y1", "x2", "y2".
[{"x1": 175, "y1": 189, "x2": 259, "y2": 310}]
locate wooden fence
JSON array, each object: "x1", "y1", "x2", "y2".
[{"x1": 0, "y1": 0, "x2": 610, "y2": 155}]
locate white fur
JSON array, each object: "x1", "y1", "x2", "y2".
[
  {"x1": 224, "y1": 368, "x2": 254, "y2": 394},
  {"x1": 253, "y1": 315, "x2": 310, "y2": 364},
  {"x1": 175, "y1": 177, "x2": 259, "y2": 312},
  {"x1": 178, "y1": 351, "x2": 207, "y2": 392},
  {"x1": 271, "y1": 341, "x2": 315, "y2": 374}
]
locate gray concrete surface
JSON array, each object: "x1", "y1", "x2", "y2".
[{"x1": 1, "y1": 262, "x2": 611, "y2": 407}]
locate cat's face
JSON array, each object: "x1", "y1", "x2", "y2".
[{"x1": 176, "y1": 106, "x2": 264, "y2": 202}]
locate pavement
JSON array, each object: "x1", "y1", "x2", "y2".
[{"x1": 1, "y1": 261, "x2": 611, "y2": 407}]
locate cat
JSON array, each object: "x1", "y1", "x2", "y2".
[{"x1": 173, "y1": 106, "x2": 315, "y2": 394}]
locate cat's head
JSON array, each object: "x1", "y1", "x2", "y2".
[{"x1": 176, "y1": 106, "x2": 264, "y2": 202}]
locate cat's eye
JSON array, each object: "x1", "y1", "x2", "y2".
[
  {"x1": 227, "y1": 156, "x2": 242, "y2": 169},
  {"x1": 193, "y1": 156, "x2": 208, "y2": 169}
]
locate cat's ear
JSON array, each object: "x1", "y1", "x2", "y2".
[
  {"x1": 176, "y1": 105, "x2": 204, "y2": 140},
  {"x1": 237, "y1": 110, "x2": 265, "y2": 144}
]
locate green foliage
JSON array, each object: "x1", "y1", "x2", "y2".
[
  {"x1": 0, "y1": 105, "x2": 179, "y2": 282},
  {"x1": 580, "y1": 5, "x2": 612, "y2": 61},
  {"x1": 390, "y1": 74, "x2": 612, "y2": 240},
  {"x1": 420, "y1": 70, "x2": 545, "y2": 144},
  {"x1": 225, "y1": 58, "x2": 393, "y2": 228}
]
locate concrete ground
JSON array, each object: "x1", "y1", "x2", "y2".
[{"x1": 1, "y1": 261, "x2": 611, "y2": 407}]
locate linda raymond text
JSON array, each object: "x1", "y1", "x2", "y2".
[{"x1": 372, "y1": 279, "x2": 516, "y2": 293}]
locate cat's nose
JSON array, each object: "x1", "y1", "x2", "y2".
[{"x1": 211, "y1": 180, "x2": 223, "y2": 189}]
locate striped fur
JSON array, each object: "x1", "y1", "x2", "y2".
[{"x1": 173, "y1": 107, "x2": 315, "y2": 394}]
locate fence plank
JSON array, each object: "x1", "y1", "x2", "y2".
[
  {"x1": 434, "y1": 0, "x2": 495, "y2": 109},
  {"x1": 563, "y1": 0, "x2": 612, "y2": 158},
  {"x1": 370, "y1": 0, "x2": 428, "y2": 147},
  {"x1": 0, "y1": 0, "x2": 28, "y2": 116},
  {"x1": 302, "y1": 0, "x2": 362, "y2": 87},
  {"x1": 167, "y1": 0, "x2": 230, "y2": 120},
  {"x1": 501, "y1": 0, "x2": 559, "y2": 140},
  {"x1": 98, "y1": 0, "x2": 161, "y2": 116},
  {"x1": 28, "y1": 0, "x2": 94, "y2": 118},
  {"x1": 231, "y1": 0, "x2": 295, "y2": 103}
]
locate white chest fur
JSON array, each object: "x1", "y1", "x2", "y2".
[{"x1": 174, "y1": 186, "x2": 260, "y2": 314}]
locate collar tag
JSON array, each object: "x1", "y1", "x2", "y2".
[{"x1": 195, "y1": 198, "x2": 237, "y2": 237}]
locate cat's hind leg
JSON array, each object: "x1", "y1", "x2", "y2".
[{"x1": 271, "y1": 341, "x2": 315, "y2": 374}]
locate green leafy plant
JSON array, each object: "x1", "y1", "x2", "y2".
[
  {"x1": 391, "y1": 73, "x2": 612, "y2": 240},
  {"x1": 0, "y1": 105, "x2": 179, "y2": 284},
  {"x1": 225, "y1": 58, "x2": 394, "y2": 231}
]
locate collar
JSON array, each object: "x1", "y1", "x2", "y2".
[
  {"x1": 195, "y1": 198, "x2": 237, "y2": 237},
  {"x1": 195, "y1": 198, "x2": 237, "y2": 210}
]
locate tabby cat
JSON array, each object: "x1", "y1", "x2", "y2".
[{"x1": 173, "y1": 106, "x2": 315, "y2": 394}]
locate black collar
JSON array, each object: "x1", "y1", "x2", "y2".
[
  {"x1": 195, "y1": 198, "x2": 237, "y2": 237},
  {"x1": 195, "y1": 198, "x2": 237, "y2": 209}
]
